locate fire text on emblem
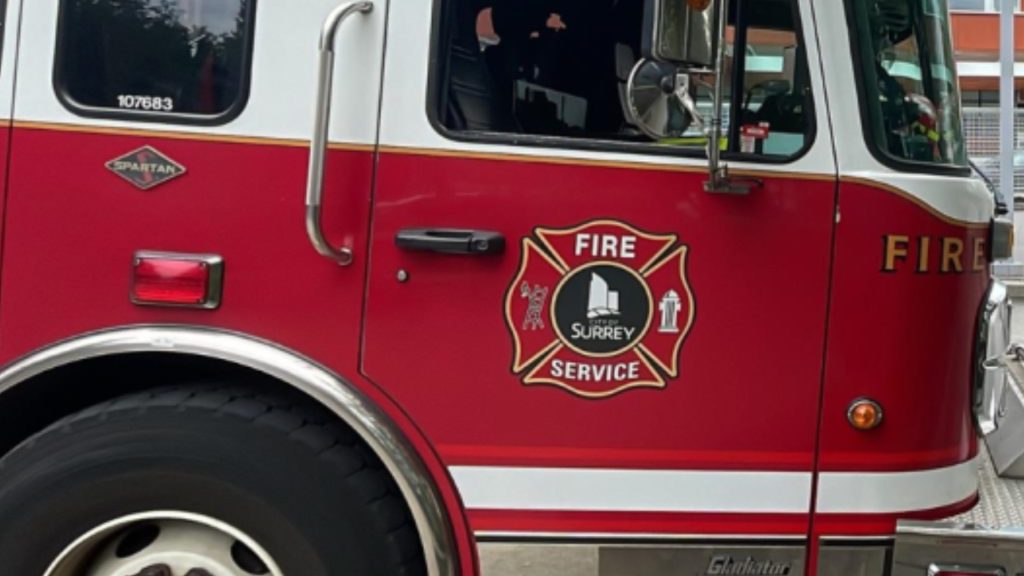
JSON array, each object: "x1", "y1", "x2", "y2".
[
  {"x1": 105, "y1": 146, "x2": 186, "y2": 190},
  {"x1": 505, "y1": 220, "x2": 695, "y2": 398}
]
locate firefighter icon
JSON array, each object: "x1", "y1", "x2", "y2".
[{"x1": 505, "y1": 220, "x2": 695, "y2": 398}]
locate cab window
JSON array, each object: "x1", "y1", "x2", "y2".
[
  {"x1": 847, "y1": 0, "x2": 967, "y2": 168},
  {"x1": 56, "y1": 0, "x2": 255, "y2": 123},
  {"x1": 433, "y1": 0, "x2": 814, "y2": 159}
]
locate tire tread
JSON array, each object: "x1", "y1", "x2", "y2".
[{"x1": 31, "y1": 384, "x2": 426, "y2": 575}]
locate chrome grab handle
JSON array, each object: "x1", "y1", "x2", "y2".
[{"x1": 305, "y1": 1, "x2": 373, "y2": 266}]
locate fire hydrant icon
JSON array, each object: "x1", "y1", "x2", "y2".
[{"x1": 659, "y1": 290, "x2": 682, "y2": 334}]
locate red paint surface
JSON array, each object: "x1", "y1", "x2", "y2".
[
  {"x1": 363, "y1": 152, "x2": 837, "y2": 542},
  {"x1": 0, "y1": 124, "x2": 990, "y2": 561},
  {"x1": 468, "y1": 509, "x2": 810, "y2": 536},
  {"x1": 0, "y1": 127, "x2": 478, "y2": 573},
  {"x1": 817, "y1": 183, "x2": 986, "y2": 476}
]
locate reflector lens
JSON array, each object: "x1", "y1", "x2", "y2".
[
  {"x1": 132, "y1": 253, "x2": 221, "y2": 308},
  {"x1": 847, "y1": 398, "x2": 884, "y2": 431}
]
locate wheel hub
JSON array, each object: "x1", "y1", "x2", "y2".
[{"x1": 45, "y1": 512, "x2": 281, "y2": 576}]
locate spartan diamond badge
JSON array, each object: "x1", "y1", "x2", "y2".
[
  {"x1": 505, "y1": 220, "x2": 695, "y2": 399},
  {"x1": 106, "y1": 146, "x2": 186, "y2": 190}
]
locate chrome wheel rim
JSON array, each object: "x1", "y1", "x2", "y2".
[{"x1": 45, "y1": 511, "x2": 284, "y2": 576}]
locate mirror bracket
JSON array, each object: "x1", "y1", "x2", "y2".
[
  {"x1": 674, "y1": 73, "x2": 704, "y2": 131},
  {"x1": 701, "y1": 0, "x2": 758, "y2": 196},
  {"x1": 704, "y1": 166, "x2": 760, "y2": 195}
]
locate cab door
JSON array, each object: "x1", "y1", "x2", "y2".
[
  {"x1": 0, "y1": 0, "x2": 13, "y2": 249},
  {"x1": 364, "y1": 0, "x2": 834, "y2": 539},
  {"x1": 0, "y1": 0, "x2": 386, "y2": 381}
]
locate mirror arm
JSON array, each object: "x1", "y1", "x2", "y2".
[
  {"x1": 675, "y1": 73, "x2": 704, "y2": 131},
  {"x1": 704, "y1": 0, "x2": 757, "y2": 195}
]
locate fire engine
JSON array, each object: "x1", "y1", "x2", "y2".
[{"x1": 0, "y1": 0, "x2": 1018, "y2": 574}]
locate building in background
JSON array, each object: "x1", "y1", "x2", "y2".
[
  {"x1": 952, "y1": 0, "x2": 1023, "y2": 104},
  {"x1": 951, "y1": 1, "x2": 1024, "y2": 201}
]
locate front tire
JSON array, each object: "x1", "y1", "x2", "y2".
[{"x1": 0, "y1": 386, "x2": 426, "y2": 576}]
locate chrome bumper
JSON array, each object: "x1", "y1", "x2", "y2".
[
  {"x1": 888, "y1": 276, "x2": 1024, "y2": 573},
  {"x1": 892, "y1": 521, "x2": 1024, "y2": 575},
  {"x1": 976, "y1": 281, "x2": 1012, "y2": 436}
]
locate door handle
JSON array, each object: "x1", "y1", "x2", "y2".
[
  {"x1": 305, "y1": 1, "x2": 373, "y2": 266},
  {"x1": 396, "y1": 229, "x2": 506, "y2": 255}
]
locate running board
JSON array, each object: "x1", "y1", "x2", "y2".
[{"x1": 478, "y1": 541, "x2": 808, "y2": 576}]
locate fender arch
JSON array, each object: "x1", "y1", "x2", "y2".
[{"x1": 0, "y1": 324, "x2": 458, "y2": 576}]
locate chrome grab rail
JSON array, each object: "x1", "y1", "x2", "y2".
[{"x1": 305, "y1": 1, "x2": 373, "y2": 266}]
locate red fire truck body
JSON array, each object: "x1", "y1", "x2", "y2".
[{"x1": 0, "y1": 0, "x2": 1017, "y2": 574}]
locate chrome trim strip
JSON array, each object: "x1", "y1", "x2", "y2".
[
  {"x1": 477, "y1": 541, "x2": 807, "y2": 576},
  {"x1": 0, "y1": 325, "x2": 456, "y2": 576},
  {"x1": 817, "y1": 535, "x2": 893, "y2": 543},
  {"x1": 897, "y1": 521, "x2": 1024, "y2": 543},
  {"x1": 305, "y1": 1, "x2": 373, "y2": 266},
  {"x1": 927, "y1": 565, "x2": 1001, "y2": 576},
  {"x1": 976, "y1": 280, "x2": 1012, "y2": 436}
]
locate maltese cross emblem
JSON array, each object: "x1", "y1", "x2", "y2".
[{"x1": 505, "y1": 220, "x2": 695, "y2": 399}]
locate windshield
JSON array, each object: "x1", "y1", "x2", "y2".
[{"x1": 848, "y1": 0, "x2": 967, "y2": 168}]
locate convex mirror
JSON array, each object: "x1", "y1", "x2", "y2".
[
  {"x1": 626, "y1": 60, "x2": 707, "y2": 140},
  {"x1": 643, "y1": 0, "x2": 719, "y2": 68}
]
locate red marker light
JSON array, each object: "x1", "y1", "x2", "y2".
[{"x1": 131, "y1": 252, "x2": 223, "y2": 309}]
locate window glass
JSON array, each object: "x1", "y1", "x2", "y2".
[
  {"x1": 434, "y1": 0, "x2": 813, "y2": 159},
  {"x1": 57, "y1": 0, "x2": 254, "y2": 121},
  {"x1": 948, "y1": 0, "x2": 985, "y2": 10},
  {"x1": 733, "y1": 27, "x2": 809, "y2": 156},
  {"x1": 848, "y1": 0, "x2": 968, "y2": 167}
]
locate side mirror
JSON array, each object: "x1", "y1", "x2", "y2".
[
  {"x1": 642, "y1": 0, "x2": 757, "y2": 195},
  {"x1": 625, "y1": 60, "x2": 706, "y2": 140},
  {"x1": 643, "y1": 0, "x2": 719, "y2": 69}
]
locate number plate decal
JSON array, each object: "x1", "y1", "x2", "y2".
[
  {"x1": 105, "y1": 146, "x2": 187, "y2": 191},
  {"x1": 505, "y1": 220, "x2": 696, "y2": 399}
]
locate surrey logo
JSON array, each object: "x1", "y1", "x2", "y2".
[{"x1": 505, "y1": 220, "x2": 695, "y2": 398}]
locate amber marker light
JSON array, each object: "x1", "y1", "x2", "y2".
[{"x1": 847, "y1": 398, "x2": 884, "y2": 431}]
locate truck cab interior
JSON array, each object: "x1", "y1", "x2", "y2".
[{"x1": 435, "y1": 0, "x2": 813, "y2": 157}]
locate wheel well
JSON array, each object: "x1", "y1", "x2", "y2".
[
  {"x1": 0, "y1": 327, "x2": 459, "y2": 576},
  {"x1": 0, "y1": 352, "x2": 320, "y2": 458}
]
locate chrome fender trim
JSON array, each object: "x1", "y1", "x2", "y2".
[{"x1": 0, "y1": 325, "x2": 457, "y2": 576}]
